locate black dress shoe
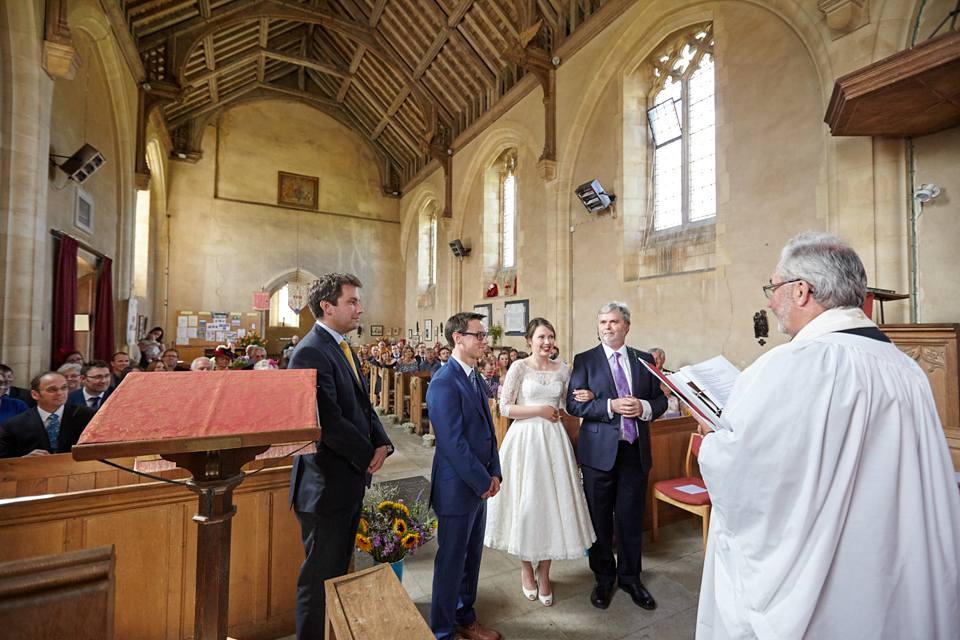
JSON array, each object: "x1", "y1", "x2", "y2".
[
  {"x1": 619, "y1": 581, "x2": 657, "y2": 610},
  {"x1": 590, "y1": 582, "x2": 614, "y2": 609}
]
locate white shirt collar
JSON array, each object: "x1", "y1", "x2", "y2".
[
  {"x1": 792, "y1": 307, "x2": 876, "y2": 342},
  {"x1": 316, "y1": 320, "x2": 345, "y2": 344},
  {"x1": 37, "y1": 405, "x2": 65, "y2": 423},
  {"x1": 82, "y1": 388, "x2": 102, "y2": 403},
  {"x1": 450, "y1": 354, "x2": 476, "y2": 379},
  {"x1": 601, "y1": 342, "x2": 628, "y2": 361}
]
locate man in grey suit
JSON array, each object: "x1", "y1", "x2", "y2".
[{"x1": 287, "y1": 273, "x2": 393, "y2": 640}]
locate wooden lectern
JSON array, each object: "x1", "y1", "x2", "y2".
[{"x1": 72, "y1": 370, "x2": 320, "y2": 640}]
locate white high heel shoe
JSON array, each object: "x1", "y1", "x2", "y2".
[
  {"x1": 538, "y1": 587, "x2": 553, "y2": 607},
  {"x1": 521, "y1": 576, "x2": 537, "y2": 600}
]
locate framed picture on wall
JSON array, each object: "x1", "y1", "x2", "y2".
[
  {"x1": 392, "y1": 327, "x2": 400, "y2": 336},
  {"x1": 504, "y1": 299, "x2": 529, "y2": 335},
  {"x1": 277, "y1": 171, "x2": 319, "y2": 211},
  {"x1": 75, "y1": 188, "x2": 94, "y2": 234},
  {"x1": 371, "y1": 325, "x2": 384, "y2": 337},
  {"x1": 408, "y1": 329, "x2": 413, "y2": 339},
  {"x1": 424, "y1": 319, "x2": 432, "y2": 338},
  {"x1": 137, "y1": 315, "x2": 148, "y2": 340},
  {"x1": 473, "y1": 304, "x2": 492, "y2": 330}
]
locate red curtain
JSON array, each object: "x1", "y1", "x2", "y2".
[
  {"x1": 94, "y1": 256, "x2": 114, "y2": 362},
  {"x1": 52, "y1": 235, "x2": 78, "y2": 366}
]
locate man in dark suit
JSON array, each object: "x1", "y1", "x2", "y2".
[
  {"x1": 109, "y1": 352, "x2": 131, "y2": 386},
  {"x1": 161, "y1": 349, "x2": 190, "y2": 372},
  {"x1": 0, "y1": 371, "x2": 95, "y2": 457},
  {"x1": 427, "y1": 312, "x2": 502, "y2": 640},
  {"x1": 66, "y1": 360, "x2": 113, "y2": 411},
  {"x1": 566, "y1": 301, "x2": 667, "y2": 611},
  {"x1": 0, "y1": 364, "x2": 37, "y2": 408},
  {"x1": 288, "y1": 273, "x2": 392, "y2": 640}
]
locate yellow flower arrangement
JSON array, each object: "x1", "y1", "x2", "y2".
[
  {"x1": 355, "y1": 534, "x2": 373, "y2": 552},
  {"x1": 359, "y1": 487, "x2": 436, "y2": 564},
  {"x1": 402, "y1": 533, "x2": 420, "y2": 550}
]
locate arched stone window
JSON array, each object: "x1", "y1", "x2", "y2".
[
  {"x1": 647, "y1": 23, "x2": 715, "y2": 232},
  {"x1": 499, "y1": 150, "x2": 517, "y2": 270},
  {"x1": 417, "y1": 200, "x2": 438, "y2": 307}
]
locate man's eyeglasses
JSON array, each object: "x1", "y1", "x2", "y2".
[
  {"x1": 762, "y1": 278, "x2": 804, "y2": 299},
  {"x1": 457, "y1": 331, "x2": 487, "y2": 341}
]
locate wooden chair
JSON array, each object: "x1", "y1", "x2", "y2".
[{"x1": 651, "y1": 432, "x2": 711, "y2": 551}]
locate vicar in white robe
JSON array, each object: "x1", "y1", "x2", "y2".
[{"x1": 695, "y1": 231, "x2": 960, "y2": 640}]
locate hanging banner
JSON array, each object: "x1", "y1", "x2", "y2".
[
  {"x1": 287, "y1": 283, "x2": 308, "y2": 314},
  {"x1": 253, "y1": 291, "x2": 270, "y2": 311}
]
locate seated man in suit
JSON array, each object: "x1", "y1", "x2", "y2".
[
  {"x1": 109, "y1": 352, "x2": 131, "y2": 387},
  {"x1": 418, "y1": 347, "x2": 442, "y2": 375},
  {"x1": 1, "y1": 364, "x2": 37, "y2": 408},
  {"x1": 242, "y1": 347, "x2": 268, "y2": 370},
  {"x1": 161, "y1": 349, "x2": 190, "y2": 371},
  {"x1": 66, "y1": 360, "x2": 113, "y2": 411},
  {"x1": 0, "y1": 371, "x2": 95, "y2": 457}
]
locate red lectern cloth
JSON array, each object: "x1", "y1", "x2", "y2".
[{"x1": 73, "y1": 370, "x2": 320, "y2": 460}]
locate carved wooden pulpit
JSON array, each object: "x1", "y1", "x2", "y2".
[{"x1": 72, "y1": 370, "x2": 320, "y2": 640}]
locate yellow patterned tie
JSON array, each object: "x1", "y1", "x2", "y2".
[{"x1": 340, "y1": 340, "x2": 360, "y2": 382}]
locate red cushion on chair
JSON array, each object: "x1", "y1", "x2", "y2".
[{"x1": 653, "y1": 477, "x2": 711, "y2": 506}]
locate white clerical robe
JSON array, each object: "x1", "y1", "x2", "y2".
[{"x1": 697, "y1": 310, "x2": 960, "y2": 640}]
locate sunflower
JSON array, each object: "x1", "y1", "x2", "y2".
[
  {"x1": 355, "y1": 534, "x2": 373, "y2": 552},
  {"x1": 393, "y1": 519, "x2": 408, "y2": 536},
  {"x1": 402, "y1": 532, "x2": 420, "y2": 550},
  {"x1": 378, "y1": 500, "x2": 395, "y2": 512},
  {"x1": 358, "y1": 518, "x2": 368, "y2": 535}
]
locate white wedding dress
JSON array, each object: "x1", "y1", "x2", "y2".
[{"x1": 484, "y1": 360, "x2": 596, "y2": 561}]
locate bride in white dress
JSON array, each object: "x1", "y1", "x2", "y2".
[{"x1": 484, "y1": 318, "x2": 596, "y2": 606}]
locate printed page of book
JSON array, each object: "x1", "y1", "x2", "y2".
[{"x1": 677, "y1": 356, "x2": 740, "y2": 408}]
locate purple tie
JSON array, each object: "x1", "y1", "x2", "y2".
[{"x1": 612, "y1": 352, "x2": 638, "y2": 444}]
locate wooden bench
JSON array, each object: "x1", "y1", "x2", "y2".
[
  {"x1": 379, "y1": 367, "x2": 394, "y2": 412},
  {"x1": 409, "y1": 373, "x2": 430, "y2": 434},
  {"x1": 325, "y1": 564, "x2": 432, "y2": 640},
  {"x1": 0, "y1": 545, "x2": 116, "y2": 640},
  {"x1": 393, "y1": 372, "x2": 413, "y2": 420}
]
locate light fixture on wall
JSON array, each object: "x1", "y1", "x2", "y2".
[
  {"x1": 914, "y1": 183, "x2": 941, "y2": 214},
  {"x1": 52, "y1": 144, "x2": 106, "y2": 184},
  {"x1": 575, "y1": 180, "x2": 616, "y2": 213},
  {"x1": 449, "y1": 239, "x2": 471, "y2": 260}
]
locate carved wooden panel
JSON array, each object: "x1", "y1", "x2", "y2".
[{"x1": 883, "y1": 323, "x2": 960, "y2": 470}]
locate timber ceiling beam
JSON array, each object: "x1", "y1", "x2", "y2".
[{"x1": 96, "y1": 0, "x2": 147, "y2": 83}]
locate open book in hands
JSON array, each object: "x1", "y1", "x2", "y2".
[{"x1": 641, "y1": 355, "x2": 740, "y2": 430}]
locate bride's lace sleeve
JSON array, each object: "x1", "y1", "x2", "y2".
[
  {"x1": 560, "y1": 364, "x2": 571, "y2": 407},
  {"x1": 498, "y1": 361, "x2": 523, "y2": 418}
]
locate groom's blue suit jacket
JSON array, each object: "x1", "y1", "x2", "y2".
[{"x1": 427, "y1": 360, "x2": 502, "y2": 516}]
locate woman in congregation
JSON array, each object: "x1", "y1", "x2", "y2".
[
  {"x1": 373, "y1": 344, "x2": 396, "y2": 396},
  {"x1": 484, "y1": 317, "x2": 596, "y2": 606},
  {"x1": 395, "y1": 346, "x2": 419, "y2": 374},
  {"x1": 57, "y1": 363, "x2": 83, "y2": 392},
  {"x1": 146, "y1": 360, "x2": 168, "y2": 372},
  {"x1": 497, "y1": 351, "x2": 511, "y2": 379}
]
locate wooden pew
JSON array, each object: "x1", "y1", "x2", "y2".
[
  {"x1": 490, "y1": 399, "x2": 512, "y2": 449},
  {"x1": 368, "y1": 365, "x2": 378, "y2": 405},
  {"x1": 409, "y1": 373, "x2": 430, "y2": 434},
  {"x1": 0, "y1": 456, "x2": 302, "y2": 639},
  {"x1": 379, "y1": 367, "x2": 393, "y2": 412},
  {"x1": 393, "y1": 372, "x2": 413, "y2": 420},
  {"x1": 0, "y1": 545, "x2": 117, "y2": 640}
]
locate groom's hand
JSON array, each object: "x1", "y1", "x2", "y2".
[{"x1": 482, "y1": 476, "x2": 501, "y2": 499}]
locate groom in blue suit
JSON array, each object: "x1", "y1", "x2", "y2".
[
  {"x1": 566, "y1": 301, "x2": 667, "y2": 611},
  {"x1": 427, "y1": 312, "x2": 502, "y2": 640}
]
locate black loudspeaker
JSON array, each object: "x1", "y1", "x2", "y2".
[
  {"x1": 60, "y1": 144, "x2": 106, "y2": 184},
  {"x1": 575, "y1": 180, "x2": 615, "y2": 212}
]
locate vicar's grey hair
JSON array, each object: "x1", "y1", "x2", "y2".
[
  {"x1": 777, "y1": 231, "x2": 867, "y2": 309},
  {"x1": 649, "y1": 348, "x2": 665, "y2": 359},
  {"x1": 598, "y1": 301, "x2": 631, "y2": 325}
]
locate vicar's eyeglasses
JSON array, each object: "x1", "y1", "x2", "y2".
[
  {"x1": 762, "y1": 278, "x2": 803, "y2": 299},
  {"x1": 458, "y1": 331, "x2": 487, "y2": 341}
]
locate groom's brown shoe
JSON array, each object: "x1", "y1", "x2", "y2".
[{"x1": 457, "y1": 621, "x2": 502, "y2": 640}]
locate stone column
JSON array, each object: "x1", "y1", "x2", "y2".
[{"x1": 0, "y1": 1, "x2": 56, "y2": 383}]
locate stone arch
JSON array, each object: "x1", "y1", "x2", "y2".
[{"x1": 262, "y1": 269, "x2": 321, "y2": 294}]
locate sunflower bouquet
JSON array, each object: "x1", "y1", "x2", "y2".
[{"x1": 356, "y1": 484, "x2": 437, "y2": 564}]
